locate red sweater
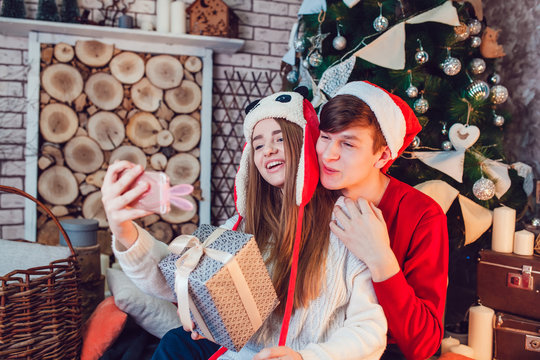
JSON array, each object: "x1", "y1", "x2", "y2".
[{"x1": 374, "y1": 176, "x2": 449, "y2": 360}]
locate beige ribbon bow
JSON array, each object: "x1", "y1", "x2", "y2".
[{"x1": 168, "y1": 228, "x2": 263, "y2": 342}]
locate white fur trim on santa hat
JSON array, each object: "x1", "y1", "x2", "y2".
[
  {"x1": 335, "y1": 82, "x2": 406, "y2": 159},
  {"x1": 235, "y1": 91, "x2": 308, "y2": 216}
]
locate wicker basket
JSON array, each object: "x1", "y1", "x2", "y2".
[{"x1": 0, "y1": 185, "x2": 82, "y2": 359}]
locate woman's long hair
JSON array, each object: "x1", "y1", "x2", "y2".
[{"x1": 244, "y1": 118, "x2": 337, "y2": 314}]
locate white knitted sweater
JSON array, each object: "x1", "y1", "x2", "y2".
[{"x1": 113, "y1": 198, "x2": 387, "y2": 360}]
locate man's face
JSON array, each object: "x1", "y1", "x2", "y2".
[{"x1": 316, "y1": 125, "x2": 387, "y2": 198}]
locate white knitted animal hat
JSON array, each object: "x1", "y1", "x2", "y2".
[{"x1": 234, "y1": 87, "x2": 320, "y2": 217}]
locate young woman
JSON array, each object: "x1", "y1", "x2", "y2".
[{"x1": 101, "y1": 89, "x2": 387, "y2": 360}]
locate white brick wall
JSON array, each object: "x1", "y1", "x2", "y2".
[{"x1": 0, "y1": 0, "x2": 302, "y2": 238}]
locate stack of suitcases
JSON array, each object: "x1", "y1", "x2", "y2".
[{"x1": 477, "y1": 249, "x2": 540, "y2": 359}]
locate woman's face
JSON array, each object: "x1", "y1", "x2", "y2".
[{"x1": 252, "y1": 118, "x2": 286, "y2": 188}]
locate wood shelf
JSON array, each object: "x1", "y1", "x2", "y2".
[{"x1": 0, "y1": 17, "x2": 245, "y2": 54}]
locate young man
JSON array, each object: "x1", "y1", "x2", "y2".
[{"x1": 316, "y1": 81, "x2": 449, "y2": 360}]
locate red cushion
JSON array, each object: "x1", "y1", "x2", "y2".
[{"x1": 80, "y1": 296, "x2": 128, "y2": 360}]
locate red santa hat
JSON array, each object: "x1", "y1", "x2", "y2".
[
  {"x1": 334, "y1": 81, "x2": 421, "y2": 172},
  {"x1": 232, "y1": 87, "x2": 319, "y2": 348}
]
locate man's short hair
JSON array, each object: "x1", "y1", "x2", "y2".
[{"x1": 319, "y1": 94, "x2": 387, "y2": 153}]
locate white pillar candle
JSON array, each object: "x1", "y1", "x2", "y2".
[
  {"x1": 156, "y1": 0, "x2": 171, "y2": 33},
  {"x1": 514, "y1": 229, "x2": 535, "y2": 255},
  {"x1": 441, "y1": 336, "x2": 460, "y2": 354},
  {"x1": 449, "y1": 344, "x2": 475, "y2": 358},
  {"x1": 140, "y1": 20, "x2": 154, "y2": 31},
  {"x1": 468, "y1": 305, "x2": 494, "y2": 360},
  {"x1": 170, "y1": 1, "x2": 186, "y2": 34},
  {"x1": 492, "y1": 206, "x2": 516, "y2": 253}
]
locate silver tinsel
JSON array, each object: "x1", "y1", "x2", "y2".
[
  {"x1": 415, "y1": 49, "x2": 429, "y2": 64},
  {"x1": 466, "y1": 80, "x2": 490, "y2": 101},
  {"x1": 493, "y1": 113, "x2": 505, "y2": 127},
  {"x1": 441, "y1": 140, "x2": 453, "y2": 151},
  {"x1": 308, "y1": 51, "x2": 323, "y2": 67},
  {"x1": 286, "y1": 67, "x2": 299, "y2": 83},
  {"x1": 468, "y1": 19, "x2": 482, "y2": 35},
  {"x1": 473, "y1": 177, "x2": 496, "y2": 200},
  {"x1": 488, "y1": 73, "x2": 501, "y2": 85},
  {"x1": 413, "y1": 96, "x2": 429, "y2": 114},
  {"x1": 332, "y1": 35, "x2": 347, "y2": 50},
  {"x1": 410, "y1": 136, "x2": 420, "y2": 149},
  {"x1": 441, "y1": 56, "x2": 461, "y2": 76},
  {"x1": 454, "y1": 22, "x2": 470, "y2": 41},
  {"x1": 469, "y1": 58, "x2": 486, "y2": 75},
  {"x1": 470, "y1": 36, "x2": 482, "y2": 48},
  {"x1": 294, "y1": 39, "x2": 305, "y2": 53},
  {"x1": 406, "y1": 84, "x2": 419, "y2": 98},
  {"x1": 490, "y1": 84, "x2": 508, "y2": 104},
  {"x1": 532, "y1": 218, "x2": 540, "y2": 227},
  {"x1": 318, "y1": 56, "x2": 357, "y2": 97},
  {"x1": 373, "y1": 15, "x2": 389, "y2": 32}
]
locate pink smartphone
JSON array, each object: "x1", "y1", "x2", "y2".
[{"x1": 129, "y1": 171, "x2": 194, "y2": 214}]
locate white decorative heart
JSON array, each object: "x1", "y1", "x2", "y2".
[{"x1": 449, "y1": 123, "x2": 480, "y2": 151}]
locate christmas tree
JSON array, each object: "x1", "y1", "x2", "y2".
[
  {"x1": 284, "y1": 0, "x2": 532, "y2": 327},
  {"x1": 0, "y1": 0, "x2": 26, "y2": 18},
  {"x1": 61, "y1": 0, "x2": 80, "y2": 23},
  {"x1": 37, "y1": 0, "x2": 60, "y2": 22}
]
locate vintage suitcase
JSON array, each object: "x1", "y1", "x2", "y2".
[
  {"x1": 493, "y1": 312, "x2": 540, "y2": 360},
  {"x1": 477, "y1": 249, "x2": 540, "y2": 320}
]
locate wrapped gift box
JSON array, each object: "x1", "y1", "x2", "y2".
[{"x1": 159, "y1": 224, "x2": 279, "y2": 351}]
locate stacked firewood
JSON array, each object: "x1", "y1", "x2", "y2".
[{"x1": 37, "y1": 40, "x2": 203, "y2": 250}]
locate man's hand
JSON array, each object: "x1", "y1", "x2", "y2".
[
  {"x1": 330, "y1": 197, "x2": 400, "y2": 282},
  {"x1": 253, "y1": 346, "x2": 302, "y2": 360}
]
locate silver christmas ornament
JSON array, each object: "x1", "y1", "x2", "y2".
[
  {"x1": 454, "y1": 22, "x2": 470, "y2": 41},
  {"x1": 333, "y1": 35, "x2": 347, "y2": 51},
  {"x1": 415, "y1": 39, "x2": 429, "y2": 64},
  {"x1": 441, "y1": 140, "x2": 453, "y2": 151},
  {"x1": 488, "y1": 73, "x2": 501, "y2": 85},
  {"x1": 373, "y1": 15, "x2": 389, "y2": 32},
  {"x1": 470, "y1": 36, "x2": 482, "y2": 48},
  {"x1": 531, "y1": 218, "x2": 540, "y2": 227},
  {"x1": 473, "y1": 177, "x2": 496, "y2": 200},
  {"x1": 413, "y1": 96, "x2": 429, "y2": 114},
  {"x1": 286, "y1": 67, "x2": 299, "y2": 83},
  {"x1": 469, "y1": 58, "x2": 486, "y2": 75},
  {"x1": 441, "y1": 122, "x2": 448, "y2": 135},
  {"x1": 415, "y1": 50, "x2": 429, "y2": 64},
  {"x1": 406, "y1": 84, "x2": 418, "y2": 98},
  {"x1": 308, "y1": 51, "x2": 323, "y2": 67},
  {"x1": 466, "y1": 80, "x2": 490, "y2": 101},
  {"x1": 441, "y1": 56, "x2": 461, "y2": 76},
  {"x1": 410, "y1": 136, "x2": 420, "y2": 149},
  {"x1": 490, "y1": 84, "x2": 508, "y2": 104},
  {"x1": 468, "y1": 19, "x2": 482, "y2": 35},
  {"x1": 493, "y1": 113, "x2": 505, "y2": 127},
  {"x1": 301, "y1": 58, "x2": 310, "y2": 69},
  {"x1": 333, "y1": 21, "x2": 347, "y2": 51},
  {"x1": 294, "y1": 39, "x2": 305, "y2": 53}
]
